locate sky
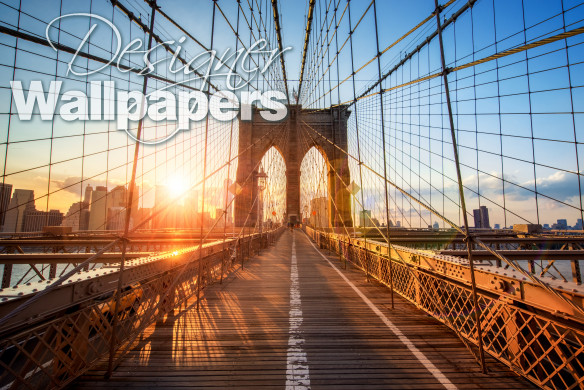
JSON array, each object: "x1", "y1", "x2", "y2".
[{"x1": 0, "y1": 0, "x2": 583, "y2": 229}]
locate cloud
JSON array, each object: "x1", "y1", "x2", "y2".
[
  {"x1": 532, "y1": 171, "x2": 582, "y2": 202},
  {"x1": 459, "y1": 170, "x2": 582, "y2": 203},
  {"x1": 51, "y1": 176, "x2": 85, "y2": 195},
  {"x1": 51, "y1": 176, "x2": 128, "y2": 196}
]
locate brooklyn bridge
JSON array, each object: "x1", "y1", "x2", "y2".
[{"x1": 0, "y1": 0, "x2": 583, "y2": 388}]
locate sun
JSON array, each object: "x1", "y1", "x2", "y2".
[{"x1": 167, "y1": 175, "x2": 187, "y2": 198}]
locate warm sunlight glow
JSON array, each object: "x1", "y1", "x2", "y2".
[{"x1": 167, "y1": 175, "x2": 187, "y2": 198}]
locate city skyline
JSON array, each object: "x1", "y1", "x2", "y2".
[
  {"x1": 0, "y1": 0, "x2": 582, "y2": 234},
  {"x1": 0, "y1": 179, "x2": 239, "y2": 232},
  {"x1": 5, "y1": 176, "x2": 584, "y2": 232}
]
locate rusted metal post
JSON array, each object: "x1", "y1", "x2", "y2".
[
  {"x1": 1, "y1": 264, "x2": 12, "y2": 288},
  {"x1": 572, "y1": 259, "x2": 582, "y2": 285}
]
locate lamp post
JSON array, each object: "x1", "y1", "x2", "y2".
[
  {"x1": 256, "y1": 168, "x2": 268, "y2": 236},
  {"x1": 347, "y1": 180, "x2": 361, "y2": 230}
]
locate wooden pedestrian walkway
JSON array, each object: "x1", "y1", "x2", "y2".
[{"x1": 73, "y1": 231, "x2": 535, "y2": 389}]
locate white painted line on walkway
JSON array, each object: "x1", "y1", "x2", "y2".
[
  {"x1": 286, "y1": 233, "x2": 311, "y2": 390},
  {"x1": 304, "y1": 234, "x2": 457, "y2": 390}
]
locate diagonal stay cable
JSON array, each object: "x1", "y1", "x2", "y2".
[
  {"x1": 300, "y1": 118, "x2": 584, "y2": 318},
  {"x1": 0, "y1": 116, "x2": 288, "y2": 332},
  {"x1": 297, "y1": 118, "x2": 485, "y2": 366}
]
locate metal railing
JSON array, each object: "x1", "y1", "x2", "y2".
[
  {"x1": 0, "y1": 227, "x2": 284, "y2": 389},
  {"x1": 305, "y1": 226, "x2": 584, "y2": 390},
  {"x1": 0, "y1": 229, "x2": 263, "y2": 289},
  {"x1": 337, "y1": 227, "x2": 584, "y2": 285}
]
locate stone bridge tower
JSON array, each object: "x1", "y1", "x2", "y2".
[{"x1": 234, "y1": 105, "x2": 353, "y2": 228}]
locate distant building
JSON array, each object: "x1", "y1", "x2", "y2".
[
  {"x1": 543, "y1": 223, "x2": 550, "y2": 229},
  {"x1": 359, "y1": 210, "x2": 373, "y2": 227},
  {"x1": 84, "y1": 184, "x2": 93, "y2": 204},
  {"x1": 575, "y1": 219, "x2": 583, "y2": 230},
  {"x1": 494, "y1": 223, "x2": 500, "y2": 230},
  {"x1": 554, "y1": 219, "x2": 568, "y2": 230},
  {"x1": 396, "y1": 221, "x2": 401, "y2": 228},
  {"x1": 473, "y1": 206, "x2": 490, "y2": 229},
  {"x1": 3, "y1": 189, "x2": 35, "y2": 232},
  {"x1": 109, "y1": 186, "x2": 126, "y2": 208},
  {"x1": 61, "y1": 201, "x2": 89, "y2": 231},
  {"x1": 107, "y1": 207, "x2": 132, "y2": 231},
  {"x1": 88, "y1": 186, "x2": 108, "y2": 230},
  {"x1": 433, "y1": 222, "x2": 439, "y2": 230},
  {"x1": 86, "y1": 185, "x2": 138, "y2": 230},
  {"x1": 134, "y1": 208, "x2": 152, "y2": 230},
  {"x1": 0, "y1": 183, "x2": 13, "y2": 229},
  {"x1": 3, "y1": 189, "x2": 66, "y2": 232},
  {"x1": 23, "y1": 210, "x2": 63, "y2": 232},
  {"x1": 310, "y1": 197, "x2": 328, "y2": 228}
]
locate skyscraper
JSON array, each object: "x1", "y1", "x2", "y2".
[
  {"x1": 84, "y1": 184, "x2": 93, "y2": 204},
  {"x1": 556, "y1": 219, "x2": 568, "y2": 230},
  {"x1": 0, "y1": 182, "x2": 13, "y2": 228},
  {"x1": 62, "y1": 185, "x2": 92, "y2": 231},
  {"x1": 61, "y1": 201, "x2": 89, "y2": 231},
  {"x1": 88, "y1": 186, "x2": 108, "y2": 230},
  {"x1": 107, "y1": 207, "x2": 131, "y2": 231},
  {"x1": 473, "y1": 209, "x2": 481, "y2": 228},
  {"x1": 473, "y1": 206, "x2": 490, "y2": 229},
  {"x1": 106, "y1": 185, "x2": 132, "y2": 230},
  {"x1": 3, "y1": 189, "x2": 35, "y2": 232},
  {"x1": 108, "y1": 186, "x2": 126, "y2": 208},
  {"x1": 359, "y1": 209, "x2": 373, "y2": 227},
  {"x1": 310, "y1": 197, "x2": 328, "y2": 228}
]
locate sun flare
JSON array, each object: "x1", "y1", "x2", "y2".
[{"x1": 167, "y1": 175, "x2": 187, "y2": 198}]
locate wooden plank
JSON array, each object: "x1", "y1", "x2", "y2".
[{"x1": 73, "y1": 231, "x2": 535, "y2": 389}]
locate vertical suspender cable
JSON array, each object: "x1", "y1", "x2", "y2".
[
  {"x1": 433, "y1": 0, "x2": 486, "y2": 373},
  {"x1": 372, "y1": 0, "x2": 394, "y2": 309},
  {"x1": 347, "y1": 0, "x2": 368, "y2": 280},
  {"x1": 107, "y1": 0, "x2": 157, "y2": 378},
  {"x1": 197, "y1": 0, "x2": 217, "y2": 310},
  {"x1": 333, "y1": 0, "x2": 349, "y2": 269},
  {"x1": 221, "y1": 1, "x2": 241, "y2": 284}
]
